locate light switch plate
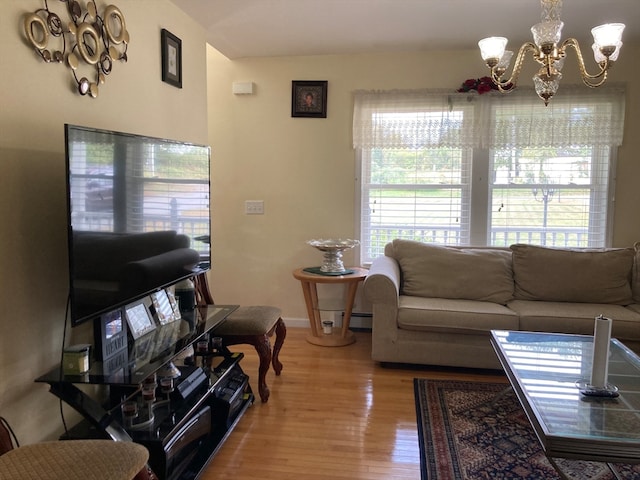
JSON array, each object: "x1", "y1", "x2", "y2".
[{"x1": 245, "y1": 200, "x2": 264, "y2": 214}]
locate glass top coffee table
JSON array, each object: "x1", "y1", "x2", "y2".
[{"x1": 490, "y1": 330, "x2": 640, "y2": 475}]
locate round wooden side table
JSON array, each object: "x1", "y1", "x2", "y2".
[{"x1": 292, "y1": 267, "x2": 368, "y2": 347}]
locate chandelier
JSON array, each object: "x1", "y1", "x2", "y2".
[{"x1": 478, "y1": 0, "x2": 624, "y2": 105}]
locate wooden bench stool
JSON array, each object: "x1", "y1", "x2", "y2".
[{"x1": 194, "y1": 274, "x2": 286, "y2": 403}]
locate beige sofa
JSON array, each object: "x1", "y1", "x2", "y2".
[{"x1": 363, "y1": 240, "x2": 640, "y2": 369}]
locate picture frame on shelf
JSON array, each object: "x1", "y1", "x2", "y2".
[
  {"x1": 166, "y1": 289, "x2": 182, "y2": 321},
  {"x1": 93, "y1": 308, "x2": 128, "y2": 361},
  {"x1": 291, "y1": 80, "x2": 327, "y2": 118},
  {"x1": 161, "y1": 28, "x2": 182, "y2": 88},
  {"x1": 124, "y1": 298, "x2": 156, "y2": 339},
  {"x1": 151, "y1": 289, "x2": 176, "y2": 325}
]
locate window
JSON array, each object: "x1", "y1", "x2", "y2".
[
  {"x1": 489, "y1": 145, "x2": 611, "y2": 247},
  {"x1": 354, "y1": 87, "x2": 625, "y2": 265}
]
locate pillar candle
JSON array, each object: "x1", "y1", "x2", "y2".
[{"x1": 590, "y1": 315, "x2": 612, "y2": 388}]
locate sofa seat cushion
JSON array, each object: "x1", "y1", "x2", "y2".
[
  {"x1": 397, "y1": 296, "x2": 519, "y2": 334},
  {"x1": 388, "y1": 240, "x2": 514, "y2": 304},
  {"x1": 508, "y1": 299, "x2": 640, "y2": 340},
  {"x1": 510, "y1": 244, "x2": 634, "y2": 305},
  {"x1": 626, "y1": 304, "x2": 640, "y2": 314}
]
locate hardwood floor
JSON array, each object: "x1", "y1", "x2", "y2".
[{"x1": 202, "y1": 327, "x2": 506, "y2": 480}]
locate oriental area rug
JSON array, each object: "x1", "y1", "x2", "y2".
[{"x1": 413, "y1": 379, "x2": 640, "y2": 480}]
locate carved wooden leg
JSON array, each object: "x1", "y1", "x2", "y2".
[
  {"x1": 272, "y1": 318, "x2": 286, "y2": 376},
  {"x1": 253, "y1": 334, "x2": 272, "y2": 403},
  {"x1": 193, "y1": 272, "x2": 215, "y2": 306}
]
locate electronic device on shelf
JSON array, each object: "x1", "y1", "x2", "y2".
[
  {"x1": 64, "y1": 124, "x2": 211, "y2": 327},
  {"x1": 142, "y1": 406, "x2": 212, "y2": 480},
  {"x1": 174, "y1": 365, "x2": 208, "y2": 400},
  {"x1": 209, "y1": 366, "x2": 249, "y2": 430}
]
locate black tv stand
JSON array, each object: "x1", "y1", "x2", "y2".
[{"x1": 36, "y1": 305, "x2": 254, "y2": 480}]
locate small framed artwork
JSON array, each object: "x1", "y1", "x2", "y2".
[
  {"x1": 124, "y1": 299, "x2": 156, "y2": 340},
  {"x1": 93, "y1": 308, "x2": 128, "y2": 361},
  {"x1": 150, "y1": 289, "x2": 176, "y2": 325},
  {"x1": 161, "y1": 28, "x2": 182, "y2": 88},
  {"x1": 291, "y1": 80, "x2": 327, "y2": 118},
  {"x1": 166, "y1": 289, "x2": 182, "y2": 321}
]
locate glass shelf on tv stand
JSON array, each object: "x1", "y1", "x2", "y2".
[
  {"x1": 36, "y1": 305, "x2": 238, "y2": 387},
  {"x1": 62, "y1": 351, "x2": 248, "y2": 442},
  {"x1": 35, "y1": 305, "x2": 243, "y2": 438},
  {"x1": 58, "y1": 350, "x2": 253, "y2": 480},
  {"x1": 35, "y1": 304, "x2": 254, "y2": 480}
]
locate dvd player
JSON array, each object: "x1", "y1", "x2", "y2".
[{"x1": 175, "y1": 365, "x2": 208, "y2": 400}]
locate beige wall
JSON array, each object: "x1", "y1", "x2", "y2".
[
  {"x1": 206, "y1": 44, "x2": 640, "y2": 322},
  {"x1": 0, "y1": 0, "x2": 208, "y2": 443}
]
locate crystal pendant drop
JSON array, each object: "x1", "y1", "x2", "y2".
[{"x1": 533, "y1": 71, "x2": 562, "y2": 105}]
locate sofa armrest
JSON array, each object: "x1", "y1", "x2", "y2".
[
  {"x1": 363, "y1": 255, "x2": 400, "y2": 307},
  {"x1": 365, "y1": 255, "x2": 401, "y2": 361}
]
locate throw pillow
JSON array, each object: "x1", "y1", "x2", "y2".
[
  {"x1": 389, "y1": 239, "x2": 514, "y2": 304},
  {"x1": 510, "y1": 243, "x2": 634, "y2": 305}
]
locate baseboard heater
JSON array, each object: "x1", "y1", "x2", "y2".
[{"x1": 343, "y1": 312, "x2": 372, "y2": 331}]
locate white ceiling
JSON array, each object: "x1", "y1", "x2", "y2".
[{"x1": 169, "y1": 0, "x2": 639, "y2": 60}]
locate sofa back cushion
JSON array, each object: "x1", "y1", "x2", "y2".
[
  {"x1": 387, "y1": 240, "x2": 514, "y2": 304},
  {"x1": 510, "y1": 244, "x2": 634, "y2": 305}
]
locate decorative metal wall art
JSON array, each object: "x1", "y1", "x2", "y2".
[{"x1": 23, "y1": 1, "x2": 130, "y2": 98}]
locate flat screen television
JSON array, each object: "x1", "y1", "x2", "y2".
[{"x1": 65, "y1": 124, "x2": 211, "y2": 326}]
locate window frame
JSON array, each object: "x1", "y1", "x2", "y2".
[{"x1": 354, "y1": 90, "x2": 622, "y2": 266}]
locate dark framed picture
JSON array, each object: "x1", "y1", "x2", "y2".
[
  {"x1": 161, "y1": 28, "x2": 182, "y2": 88},
  {"x1": 93, "y1": 308, "x2": 128, "y2": 361},
  {"x1": 291, "y1": 80, "x2": 327, "y2": 118}
]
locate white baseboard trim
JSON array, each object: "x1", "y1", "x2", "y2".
[
  {"x1": 281, "y1": 315, "x2": 372, "y2": 330},
  {"x1": 281, "y1": 317, "x2": 310, "y2": 328}
]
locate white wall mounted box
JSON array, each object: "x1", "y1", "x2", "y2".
[{"x1": 232, "y1": 82, "x2": 254, "y2": 95}]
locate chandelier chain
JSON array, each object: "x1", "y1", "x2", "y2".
[{"x1": 540, "y1": 0, "x2": 561, "y2": 22}]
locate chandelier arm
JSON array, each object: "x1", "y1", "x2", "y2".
[
  {"x1": 491, "y1": 42, "x2": 539, "y2": 89},
  {"x1": 561, "y1": 38, "x2": 609, "y2": 81},
  {"x1": 581, "y1": 70, "x2": 609, "y2": 88}
]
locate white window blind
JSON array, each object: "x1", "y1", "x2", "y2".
[
  {"x1": 354, "y1": 90, "x2": 477, "y2": 262},
  {"x1": 354, "y1": 86, "x2": 625, "y2": 264}
]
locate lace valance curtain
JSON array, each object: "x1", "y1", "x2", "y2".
[
  {"x1": 353, "y1": 85, "x2": 626, "y2": 150},
  {"x1": 352, "y1": 89, "x2": 480, "y2": 149}
]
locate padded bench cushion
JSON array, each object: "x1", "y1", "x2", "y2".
[
  {"x1": 397, "y1": 296, "x2": 519, "y2": 334},
  {"x1": 508, "y1": 299, "x2": 640, "y2": 340},
  {"x1": 213, "y1": 305, "x2": 282, "y2": 336},
  {"x1": 0, "y1": 440, "x2": 148, "y2": 480}
]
